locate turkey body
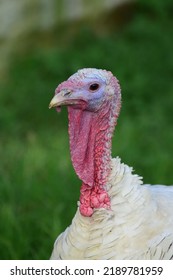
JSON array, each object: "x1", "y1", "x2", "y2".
[
  {"x1": 50, "y1": 158, "x2": 173, "y2": 260},
  {"x1": 49, "y1": 68, "x2": 173, "y2": 260}
]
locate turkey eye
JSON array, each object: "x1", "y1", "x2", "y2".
[{"x1": 89, "y1": 83, "x2": 99, "y2": 91}]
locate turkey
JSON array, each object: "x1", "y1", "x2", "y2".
[{"x1": 49, "y1": 68, "x2": 173, "y2": 259}]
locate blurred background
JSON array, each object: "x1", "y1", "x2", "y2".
[{"x1": 0, "y1": 0, "x2": 173, "y2": 259}]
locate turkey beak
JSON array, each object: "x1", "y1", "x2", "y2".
[{"x1": 49, "y1": 90, "x2": 72, "y2": 109}]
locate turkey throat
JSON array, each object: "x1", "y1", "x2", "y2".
[{"x1": 68, "y1": 100, "x2": 118, "y2": 217}]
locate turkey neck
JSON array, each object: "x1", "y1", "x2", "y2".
[{"x1": 68, "y1": 100, "x2": 119, "y2": 217}]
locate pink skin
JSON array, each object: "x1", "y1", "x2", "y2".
[{"x1": 54, "y1": 69, "x2": 121, "y2": 217}]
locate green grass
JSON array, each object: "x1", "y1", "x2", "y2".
[{"x1": 1, "y1": 1, "x2": 173, "y2": 259}]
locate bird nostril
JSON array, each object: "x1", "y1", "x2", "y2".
[{"x1": 63, "y1": 90, "x2": 71, "y2": 96}]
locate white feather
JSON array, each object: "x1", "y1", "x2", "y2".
[{"x1": 50, "y1": 157, "x2": 173, "y2": 259}]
